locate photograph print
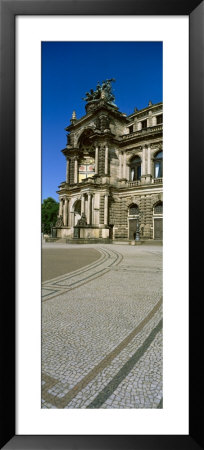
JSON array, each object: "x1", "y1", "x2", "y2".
[{"x1": 41, "y1": 41, "x2": 163, "y2": 409}]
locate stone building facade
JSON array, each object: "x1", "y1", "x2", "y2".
[{"x1": 55, "y1": 80, "x2": 163, "y2": 241}]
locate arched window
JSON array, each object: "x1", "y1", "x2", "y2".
[
  {"x1": 154, "y1": 201, "x2": 163, "y2": 214},
  {"x1": 129, "y1": 203, "x2": 139, "y2": 215},
  {"x1": 154, "y1": 151, "x2": 163, "y2": 178},
  {"x1": 130, "y1": 156, "x2": 141, "y2": 181}
]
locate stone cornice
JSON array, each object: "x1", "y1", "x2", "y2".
[
  {"x1": 61, "y1": 147, "x2": 80, "y2": 157},
  {"x1": 66, "y1": 102, "x2": 162, "y2": 137},
  {"x1": 58, "y1": 176, "x2": 163, "y2": 196},
  {"x1": 66, "y1": 102, "x2": 128, "y2": 132},
  {"x1": 57, "y1": 182, "x2": 111, "y2": 195},
  {"x1": 119, "y1": 125, "x2": 163, "y2": 148},
  {"x1": 109, "y1": 182, "x2": 163, "y2": 196},
  {"x1": 127, "y1": 102, "x2": 163, "y2": 121}
]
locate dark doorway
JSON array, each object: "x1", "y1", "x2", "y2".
[
  {"x1": 154, "y1": 218, "x2": 163, "y2": 239},
  {"x1": 129, "y1": 219, "x2": 137, "y2": 240}
]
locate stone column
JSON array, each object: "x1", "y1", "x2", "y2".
[
  {"x1": 66, "y1": 159, "x2": 70, "y2": 183},
  {"x1": 147, "y1": 146, "x2": 151, "y2": 174},
  {"x1": 59, "y1": 198, "x2": 63, "y2": 216},
  {"x1": 123, "y1": 152, "x2": 127, "y2": 179},
  {"x1": 81, "y1": 193, "x2": 85, "y2": 214},
  {"x1": 95, "y1": 146, "x2": 99, "y2": 175},
  {"x1": 152, "y1": 116, "x2": 157, "y2": 126},
  {"x1": 119, "y1": 152, "x2": 123, "y2": 179},
  {"x1": 104, "y1": 194, "x2": 109, "y2": 225},
  {"x1": 67, "y1": 199, "x2": 69, "y2": 226},
  {"x1": 127, "y1": 165, "x2": 130, "y2": 181},
  {"x1": 142, "y1": 146, "x2": 146, "y2": 176},
  {"x1": 148, "y1": 111, "x2": 152, "y2": 127},
  {"x1": 105, "y1": 145, "x2": 109, "y2": 175},
  {"x1": 87, "y1": 193, "x2": 92, "y2": 225},
  {"x1": 70, "y1": 211, "x2": 75, "y2": 227},
  {"x1": 63, "y1": 198, "x2": 68, "y2": 226},
  {"x1": 74, "y1": 158, "x2": 78, "y2": 184}
]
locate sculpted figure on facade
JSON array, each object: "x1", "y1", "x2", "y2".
[
  {"x1": 55, "y1": 216, "x2": 64, "y2": 227},
  {"x1": 82, "y1": 78, "x2": 116, "y2": 105},
  {"x1": 77, "y1": 213, "x2": 87, "y2": 226}
]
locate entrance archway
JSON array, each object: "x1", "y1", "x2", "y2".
[{"x1": 128, "y1": 203, "x2": 139, "y2": 240}]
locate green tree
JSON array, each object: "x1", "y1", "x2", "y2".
[{"x1": 41, "y1": 197, "x2": 59, "y2": 234}]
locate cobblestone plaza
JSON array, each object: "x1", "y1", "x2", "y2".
[{"x1": 42, "y1": 243, "x2": 162, "y2": 409}]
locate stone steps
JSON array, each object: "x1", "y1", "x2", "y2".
[
  {"x1": 45, "y1": 237, "x2": 162, "y2": 245},
  {"x1": 45, "y1": 237, "x2": 67, "y2": 243},
  {"x1": 65, "y1": 238, "x2": 112, "y2": 245}
]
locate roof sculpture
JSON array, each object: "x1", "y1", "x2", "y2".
[{"x1": 82, "y1": 78, "x2": 116, "y2": 105}]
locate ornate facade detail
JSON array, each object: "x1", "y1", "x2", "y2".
[
  {"x1": 56, "y1": 80, "x2": 163, "y2": 241},
  {"x1": 82, "y1": 78, "x2": 116, "y2": 105}
]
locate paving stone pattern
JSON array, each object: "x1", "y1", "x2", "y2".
[{"x1": 42, "y1": 244, "x2": 163, "y2": 408}]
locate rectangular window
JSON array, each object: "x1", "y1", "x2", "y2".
[
  {"x1": 155, "y1": 161, "x2": 162, "y2": 178},
  {"x1": 131, "y1": 166, "x2": 141, "y2": 181},
  {"x1": 156, "y1": 114, "x2": 163, "y2": 124},
  {"x1": 129, "y1": 125, "x2": 133, "y2": 134},
  {"x1": 131, "y1": 168, "x2": 134, "y2": 181},
  {"x1": 141, "y1": 119, "x2": 147, "y2": 129},
  {"x1": 137, "y1": 165, "x2": 141, "y2": 179}
]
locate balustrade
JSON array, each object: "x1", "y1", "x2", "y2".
[
  {"x1": 127, "y1": 180, "x2": 141, "y2": 187},
  {"x1": 152, "y1": 177, "x2": 163, "y2": 184},
  {"x1": 122, "y1": 124, "x2": 162, "y2": 140}
]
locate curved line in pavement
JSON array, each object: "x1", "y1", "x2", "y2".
[
  {"x1": 42, "y1": 247, "x2": 123, "y2": 302},
  {"x1": 87, "y1": 319, "x2": 163, "y2": 408},
  {"x1": 42, "y1": 297, "x2": 162, "y2": 408},
  {"x1": 42, "y1": 247, "x2": 106, "y2": 285}
]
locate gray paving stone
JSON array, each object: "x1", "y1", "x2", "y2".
[{"x1": 42, "y1": 243, "x2": 162, "y2": 409}]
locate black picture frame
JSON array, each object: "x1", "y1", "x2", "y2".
[{"x1": 0, "y1": 1, "x2": 203, "y2": 449}]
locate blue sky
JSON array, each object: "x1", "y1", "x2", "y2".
[{"x1": 42, "y1": 42, "x2": 162, "y2": 201}]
